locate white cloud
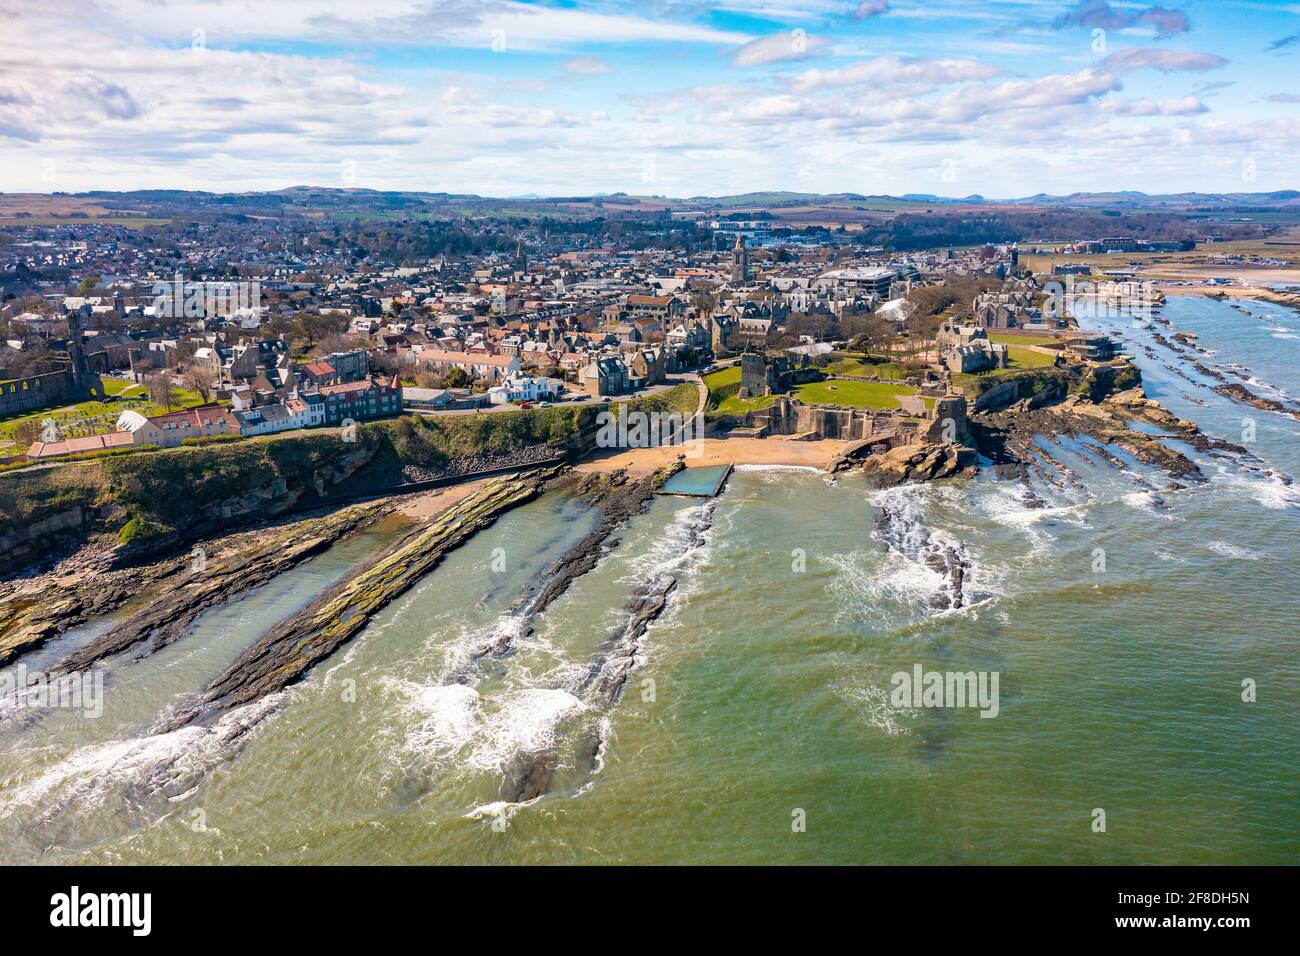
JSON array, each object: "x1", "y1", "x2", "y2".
[
  {"x1": 851, "y1": 1, "x2": 890, "y2": 19},
  {"x1": 1099, "y1": 95, "x2": 1208, "y2": 116},
  {"x1": 1098, "y1": 48, "x2": 1228, "y2": 73},
  {"x1": 789, "y1": 55, "x2": 1003, "y2": 93},
  {"x1": 561, "y1": 56, "x2": 614, "y2": 76},
  {"x1": 731, "y1": 31, "x2": 831, "y2": 68}
]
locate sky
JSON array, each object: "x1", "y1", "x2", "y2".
[{"x1": 1, "y1": 0, "x2": 1299, "y2": 198}]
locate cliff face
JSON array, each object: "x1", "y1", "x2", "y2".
[
  {"x1": 0, "y1": 384, "x2": 701, "y2": 576},
  {"x1": 0, "y1": 429, "x2": 386, "y2": 575}
]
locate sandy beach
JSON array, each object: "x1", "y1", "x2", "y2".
[
  {"x1": 394, "y1": 478, "x2": 493, "y2": 519},
  {"x1": 1144, "y1": 265, "x2": 1300, "y2": 287},
  {"x1": 574, "y1": 435, "x2": 848, "y2": 477}
]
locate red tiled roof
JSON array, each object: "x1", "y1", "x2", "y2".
[
  {"x1": 28, "y1": 432, "x2": 135, "y2": 459},
  {"x1": 148, "y1": 403, "x2": 237, "y2": 429}
]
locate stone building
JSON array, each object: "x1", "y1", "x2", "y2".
[
  {"x1": 738, "y1": 352, "x2": 791, "y2": 398},
  {"x1": 0, "y1": 311, "x2": 104, "y2": 418},
  {"x1": 730, "y1": 234, "x2": 749, "y2": 284}
]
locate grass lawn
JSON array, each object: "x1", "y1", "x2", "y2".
[
  {"x1": 0, "y1": 384, "x2": 207, "y2": 446},
  {"x1": 101, "y1": 377, "x2": 147, "y2": 397},
  {"x1": 1005, "y1": 345, "x2": 1057, "y2": 368},
  {"x1": 715, "y1": 393, "x2": 775, "y2": 415},
  {"x1": 824, "y1": 357, "x2": 909, "y2": 380},
  {"x1": 987, "y1": 333, "x2": 1063, "y2": 350},
  {"x1": 794, "y1": 379, "x2": 931, "y2": 410},
  {"x1": 703, "y1": 366, "x2": 776, "y2": 416}
]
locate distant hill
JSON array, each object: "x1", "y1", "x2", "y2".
[{"x1": 3, "y1": 186, "x2": 1297, "y2": 225}]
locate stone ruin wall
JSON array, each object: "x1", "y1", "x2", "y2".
[
  {"x1": 0, "y1": 369, "x2": 81, "y2": 417},
  {"x1": 751, "y1": 394, "x2": 970, "y2": 448}
]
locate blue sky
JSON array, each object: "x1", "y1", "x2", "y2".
[{"x1": 1, "y1": 0, "x2": 1299, "y2": 196}]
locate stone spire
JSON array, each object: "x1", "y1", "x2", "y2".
[{"x1": 730, "y1": 233, "x2": 748, "y2": 284}]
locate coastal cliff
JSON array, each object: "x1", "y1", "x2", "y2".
[{"x1": 0, "y1": 384, "x2": 699, "y2": 576}]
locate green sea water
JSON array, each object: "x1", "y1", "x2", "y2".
[{"x1": 0, "y1": 297, "x2": 1296, "y2": 864}]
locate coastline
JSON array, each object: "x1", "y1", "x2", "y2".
[{"x1": 574, "y1": 435, "x2": 849, "y2": 477}]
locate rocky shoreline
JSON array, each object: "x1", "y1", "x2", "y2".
[
  {"x1": 0, "y1": 501, "x2": 393, "y2": 669},
  {"x1": 48, "y1": 500, "x2": 394, "y2": 678},
  {"x1": 1211, "y1": 383, "x2": 1300, "y2": 421},
  {"x1": 157, "y1": 467, "x2": 563, "y2": 731},
  {"x1": 873, "y1": 501, "x2": 973, "y2": 612},
  {"x1": 971, "y1": 389, "x2": 1208, "y2": 486},
  {"x1": 506, "y1": 498, "x2": 716, "y2": 804}
]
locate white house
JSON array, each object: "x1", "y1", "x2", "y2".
[
  {"x1": 231, "y1": 395, "x2": 325, "y2": 436},
  {"x1": 487, "y1": 373, "x2": 563, "y2": 405}
]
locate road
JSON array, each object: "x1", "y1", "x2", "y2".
[{"x1": 408, "y1": 376, "x2": 700, "y2": 419}]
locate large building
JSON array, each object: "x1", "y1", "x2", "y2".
[
  {"x1": 813, "y1": 267, "x2": 896, "y2": 298},
  {"x1": 317, "y1": 375, "x2": 403, "y2": 426}
]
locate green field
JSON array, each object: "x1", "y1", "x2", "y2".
[
  {"x1": 1005, "y1": 345, "x2": 1058, "y2": 368},
  {"x1": 793, "y1": 379, "x2": 929, "y2": 410},
  {"x1": 823, "y1": 357, "x2": 911, "y2": 379},
  {"x1": 0, "y1": 380, "x2": 206, "y2": 447},
  {"x1": 703, "y1": 366, "x2": 774, "y2": 416},
  {"x1": 704, "y1": 364, "x2": 931, "y2": 414}
]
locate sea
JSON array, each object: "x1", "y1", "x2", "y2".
[{"x1": 0, "y1": 295, "x2": 1296, "y2": 864}]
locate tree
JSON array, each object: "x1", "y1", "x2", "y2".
[
  {"x1": 75, "y1": 275, "x2": 100, "y2": 296},
  {"x1": 182, "y1": 365, "x2": 215, "y2": 403},
  {"x1": 294, "y1": 312, "x2": 344, "y2": 352},
  {"x1": 147, "y1": 372, "x2": 179, "y2": 411},
  {"x1": 314, "y1": 332, "x2": 358, "y2": 357},
  {"x1": 12, "y1": 419, "x2": 42, "y2": 449}
]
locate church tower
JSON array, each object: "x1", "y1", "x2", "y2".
[
  {"x1": 730, "y1": 234, "x2": 748, "y2": 284},
  {"x1": 65, "y1": 308, "x2": 104, "y2": 400}
]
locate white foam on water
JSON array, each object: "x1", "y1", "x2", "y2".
[
  {"x1": 733, "y1": 463, "x2": 823, "y2": 475},
  {"x1": 434, "y1": 613, "x2": 531, "y2": 681},
  {"x1": 843, "y1": 685, "x2": 912, "y2": 737},
  {"x1": 825, "y1": 550, "x2": 938, "y2": 624},
  {"x1": 1119, "y1": 489, "x2": 1181, "y2": 521},
  {"x1": 967, "y1": 484, "x2": 1088, "y2": 556},
  {"x1": 589, "y1": 715, "x2": 613, "y2": 775},
  {"x1": 619, "y1": 500, "x2": 715, "y2": 598},
  {"x1": 383, "y1": 678, "x2": 587, "y2": 776},
  {"x1": 1209, "y1": 463, "x2": 1300, "y2": 511},
  {"x1": 0, "y1": 694, "x2": 280, "y2": 822},
  {"x1": 1207, "y1": 541, "x2": 1263, "y2": 561},
  {"x1": 463, "y1": 799, "x2": 531, "y2": 827}
]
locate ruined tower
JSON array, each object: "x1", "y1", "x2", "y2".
[{"x1": 65, "y1": 308, "x2": 104, "y2": 400}]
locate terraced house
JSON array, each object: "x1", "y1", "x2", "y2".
[
  {"x1": 317, "y1": 375, "x2": 403, "y2": 426},
  {"x1": 115, "y1": 404, "x2": 239, "y2": 448}
]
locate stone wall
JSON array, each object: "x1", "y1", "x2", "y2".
[
  {"x1": 753, "y1": 397, "x2": 902, "y2": 442},
  {"x1": 970, "y1": 370, "x2": 1071, "y2": 412},
  {"x1": 0, "y1": 369, "x2": 81, "y2": 417},
  {"x1": 752, "y1": 393, "x2": 970, "y2": 448}
]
